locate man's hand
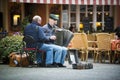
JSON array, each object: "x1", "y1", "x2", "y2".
[{"x1": 50, "y1": 35, "x2": 56, "y2": 40}]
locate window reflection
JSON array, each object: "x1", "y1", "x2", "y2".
[
  {"x1": 97, "y1": 12, "x2": 102, "y2": 21},
  {"x1": 63, "y1": 23, "x2": 69, "y2": 29},
  {"x1": 88, "y1": 13, "x2": 93, "y2": 22},
  {"x1": 104, "y1": 5, "x2": 110, "y2": 11},
  {"x1": 104, "y1": 13, "x2": 109, "y2": 20},
  {"x1": 80, "y1": 13, "x2": 85, "y2": 22},
  {"x1": 71, "y1": 13, "x2": 76, "y2": 22},
  {"x1": 97, "y1": 6, "x2": 102, "y2": 11},
  {"x1": 62, "y1": 5, "x2": 111, "y2": 32},
  {"x1": 80, "y1": 5, "x2": 86, "y2": 12},
  {"x1": 88, "y1": 5, "x2": 93, "y2": 11},
  {"x1": 71, "y1": 5, "x2": 76, "y2": 11},
  {"x1": 63, "y1": 5, "x2": 68, "y2": 10}
]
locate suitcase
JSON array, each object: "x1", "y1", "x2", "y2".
[{"x1": 8, "y1": 52, "x2": 29, "y2": 67}]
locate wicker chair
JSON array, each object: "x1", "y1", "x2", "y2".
[
  {"x1": 95, "y1": 33, "x2": 111, "y2": 63},
  {"x1": 70, "y1": 33, "x2": 95, "y2": 61},
  {"x1": 110, "y1": 33, "x2": 115, "y2": 40}
]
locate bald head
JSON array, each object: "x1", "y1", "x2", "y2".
[{"x1": 32, "y1": 15, "x2": 42, "y2": 25}]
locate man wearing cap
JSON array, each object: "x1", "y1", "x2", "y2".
[
  {"x1": 24, "y1": 15, "x2": 62, "y2": 67},
  {"x1": 42, "y1": 14, "x2": 68, "y2": 67}
]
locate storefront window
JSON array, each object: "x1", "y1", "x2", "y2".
[
  {"x1": 97, "y1": 6, "x2": 102, "y2": 11},
  {"x1": 104, "y1": 13, "x2": 109, "y2": 20},
  {"x1": 71, "y1": 13, "x2": 76, "y2": 22},
  {"x1": 63, "y1": 5, "x2": 68, "y2": 10},
  {"x1": 71, "y1": 5, "x2": 76, "y2": 11},
  {"x1": 104, "y1": 5, "x2": 110, "y2": 11},
  {"x1": 80, "y1": 5, "x2": 86, "y2": 12},
  {"x1": 96, "y1": 5, "x2": 111, "y2": 32},
  {"x1": 80, "y1": 13, "x2": 85, "y2": 22},
  {"x1": 88, "y1": 13, "x2": 93, "y2": 22},
  {"x1": 62, "y1": 5, "x2": 111, "y2": 32},
  {"x1": 104, "y1": 5, "x2": 110, "y2": 21},
  {"x1": 97, "y1": 12, "x2": 102, "y2": 22},
  {"x1": 62, "y1": 5, "x2": 69, "y2": 29},
  {"x1": 70, "y1": 5, "x2": 76, "y2": 30},
  {"x1": 88, "y1": 5, "x2": 93, "y2": 12}
]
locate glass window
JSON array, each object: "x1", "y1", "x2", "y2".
[
  {"x1": 88, "y1": 5, "x2": 93, "y2": 12},
  {"x1": 90, "y1": 23, "x2": 94, "y2": 32},
  {"x1": 104, "y1": 13, "x2": 109, "y2": 20},
  {"x1": 97, "y1": 6, "x2": 102, "y2": 11},
  {"x1": 71, "y1": 5, "x2": 76, "y2": 11},
  {"x1": 88, "y1": 12, "x2": 93, "y2": 22},
  {"x1": 63, "y1": 23, "x2": 69, "y2": 29},
  {"x1": 80, "y1": 13, "x2": 85, "y2": 22},
  {"x1": 80, "y1": 5, "x2": 86, "y2": 12},
  {"x1": 97, "y1": 12, "x2": 102, "y2": 22},
  {"x1": 63, "y1": 5, "x2": 68, "y2": 10},
  {"x1": 71, "y1": 13, "x2": 76, "y2": 22},
  {"x1": 104, "y1": 5, "x2": 110, "y2": 11},
  {"x1": 62, "y1": 5, "x2": 111, "y2": 33}
]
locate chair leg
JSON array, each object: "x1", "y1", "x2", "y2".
[
  {"x1": 85, "y1": 51, "x2": 88, "y2": 62},
  {"x1": 93, "y1": 52, "x2": 96, "y2": 63},
  {"x1": 99, "y1": 53, "x2": 102, "y2": 63},
  {"x1": 95, "y1": 52, "x2": 99, "y2": 63},
  {"x1": 80, "y1": 51, "x2": 84, "y2": 61},
  {"x1": 108, "y1": 52, "x2": 111, "y2": 63},
  {"x1": 112, "y1": 53, "x2": 116, "y2": 63},
  {"x1": 81, "y1": 53, "x2": 83, "y2": 61}
]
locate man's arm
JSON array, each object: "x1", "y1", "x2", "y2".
[{"x1": 38, "y1": 27, "x2": 56, "y2": 42}]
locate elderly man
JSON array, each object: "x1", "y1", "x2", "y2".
[
  {"x1": 42, "y1": 14, "x2": 68, "y2": 67},
  {"x1": 24, "y1": 15, "x2": 62, "y2": 67}
]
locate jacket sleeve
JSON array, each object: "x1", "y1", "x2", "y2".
[{"x1": 38, "y1": 27, "x2": 51, "y2": 42}]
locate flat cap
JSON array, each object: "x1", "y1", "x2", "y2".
[{"x1": 49, "y1": 14, "x2": 59, "y2": 20}]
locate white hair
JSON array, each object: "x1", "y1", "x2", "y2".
[{"x1": 32, "y1": 15, "x2": 41, "y2": 22}]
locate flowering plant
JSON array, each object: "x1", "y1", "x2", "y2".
[{"x1": 0, "y1": 35, "x2": 23, "y2": 57}]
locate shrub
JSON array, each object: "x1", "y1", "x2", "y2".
[{"x1": 0, "y1": 35, "x2": 23, "y2": 57}]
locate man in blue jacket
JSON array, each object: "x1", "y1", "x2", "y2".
[
  {"x1": 43, "y1": 14, "x2": 68, "y2": 67},
  {"x1": 24, "y1": 15, "x2": 62, "y2": 67}
]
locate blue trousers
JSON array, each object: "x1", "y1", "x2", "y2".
[
  {"x1": 36, "y1": 44, "x2": 54, "y2": 64},
  {"x1": 48, "y1": 44, "x2": 68, "y2": 65},
  {"x1": 36, "y1": 44, "x2": 67, "y2": 65}
]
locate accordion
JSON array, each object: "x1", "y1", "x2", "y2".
[{"x1": 54, "y1": 29, "x2": 74, "y2": 47}]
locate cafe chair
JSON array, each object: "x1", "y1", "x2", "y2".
[
  {"x1": 110, "y1": 33, "x2": 115, "y2": 40},
  {"x1": 87, "y1": 33, "x2": 96, "y2": 47},
  {"x1": 70, "y1": 33, "x2": 95, "y2": 62},
  {"x1": 95, "y1": 33, "x2": 111, "y2": 63}
]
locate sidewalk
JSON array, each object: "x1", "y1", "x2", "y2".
[{"x1": 0, "y1": 61, "x2": 120, "y2": 80}]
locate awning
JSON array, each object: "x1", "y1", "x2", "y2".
[{"x1": 10, "y1": 0, "x2": 120, "y2": 5}]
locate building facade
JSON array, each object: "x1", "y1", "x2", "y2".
[{"x1": 0, "y1": 0, "x2": 120, "y2": 33}]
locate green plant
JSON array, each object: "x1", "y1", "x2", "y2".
[
  {"x1": 21, "y1": 16, "x2": 30, "y2": 31},
  {"x1": 0, "y1": 35, "x2": 23, "y2": 57}
]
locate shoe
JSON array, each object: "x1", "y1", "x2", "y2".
[
  {"x1": 52, "y1": 62, "x2": 59, "y2": 67},
  {"x1": 28, "y1": 65, "x2": 33, "y2": 68},
  {"x1": 46, "y1": 64, "x2": 58, "y2": 68},
  {"x1": 57, "y1": 63, "x2": 66, "y2": 67},
  {"x1": 37, "y1": 63, "x2": 45, "y2": 67}
]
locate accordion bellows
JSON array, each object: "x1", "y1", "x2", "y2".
[{"x1": 54, "y1": 29, "x2": 74, "y2": 47}]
